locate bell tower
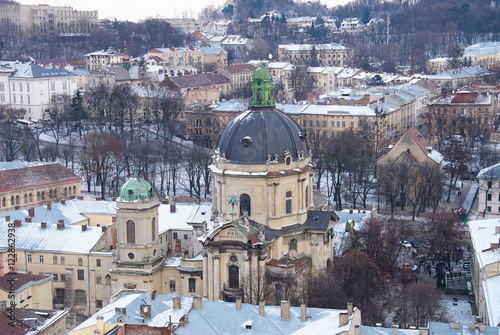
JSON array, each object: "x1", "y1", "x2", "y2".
[{"x1": 111, "y1": 167, "x2": 162, "y2": 292}]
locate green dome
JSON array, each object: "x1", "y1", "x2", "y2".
[{"x1": 118, "y1": 177, "x2": 156, "y2": 202}]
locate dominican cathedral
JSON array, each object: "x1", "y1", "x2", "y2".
[{"x1": 111, "y1": 64, "x2": 338, "y2": 305}]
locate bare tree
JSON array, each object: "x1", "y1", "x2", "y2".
[{"x1": 395, "y1": 282, "x2": 444, "y2": 328}]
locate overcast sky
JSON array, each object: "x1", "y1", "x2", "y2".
[{"x1": 17, "y1": 0, "x2": 351, "y2": 22}]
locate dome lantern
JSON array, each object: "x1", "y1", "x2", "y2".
[{"x1": 249, "y1": 62, "x2": 275, "y2": 108}]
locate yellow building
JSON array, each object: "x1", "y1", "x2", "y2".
[
  {"x1": 0, "y1": 272, "x2": 53, "y2": 309},
  {"x1": 147, "y1": 47, "x2": 204, "y2": 70},
  {"x1": 278, "y1": 43, "x2": 353, "y2": 67},
  {"x1": 463, "y1": 42, "x2": 500, "y2": 70},
  {"x1": 0, "y1": 162, "x2": 81, "y2": 213}
]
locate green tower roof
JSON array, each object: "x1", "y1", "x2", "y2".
[
  {"x1": 249, "y1": 63, "x2": 275, "y2": 108},
  {"x1": 118, "y1": 176, "x2": 156, "y2": 202}
]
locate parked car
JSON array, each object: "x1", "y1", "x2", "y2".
[
  {"x1": 410, "y1": 241, "x2": 421, "y2": 248},
  {"x1": 401, "y1": 241, "x2": 412, "y2": 248},
  {"x1": 463, "y1": 261, "x2": 471, "y2": 270}
]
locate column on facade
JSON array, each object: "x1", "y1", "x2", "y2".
[
  {"x1": 267, "y1": 183, "x2": 273, "y2": 221},
  {"x1": 207, "y1": 249, "x2": 214, "y2": 300},
  {"x1": 273, "y1": 183, "x2": 280, "y2": 218},
  {"x1": 213, "y1": 254, "x2": 220, "y2": 301},
  {"x1": 202, "y1": 250, "x2": 208, "y2": 298}
]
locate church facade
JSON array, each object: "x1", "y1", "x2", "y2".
[{"x1": 110, "y1": 64, "x2": 337, "y2": 306}]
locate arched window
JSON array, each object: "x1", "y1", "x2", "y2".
[
  {"x1": 289, "y1": 239, "x2": 297, "y2": 251},
  {"x1": 15, "y1": 195, "x2": 19, "y2": 205},
  {"x1": 41, "y1": 191, "x2": 45, "y2": 200},
  {"x1": 152, "y1": 218, "x2": 156, "y2": 241},
  {"x1": 10, "y1": 196, "x2": 14, "y2": 205},
  {"x1": 105, "y1": 274, "x2": 111, "y2": 285},
  {"x1": 37, "y1": 192, "x2": 40, "y2": 201},
  {"x1": 1, "y1": 198, "x2": 5, "y2": 207},
  {"x1": 68, "y1": 187, "x2": 71, "y2": 195},
  {"x1": 239, "y1": 194, "x2": 251, "y2": 216},
  {"x1": 53, "y1": 189, "x2": 57, "y2": 198},
  {"x1": 24, "y1": 194, "x2": 27, "y2": 203},
  {"x1": 228, "y1": 265, "x2": 239, "y2": 289},
  {"x1": 126, "y1": 220, "x2": 135, "y2": 244},
  {"x1": 64, "y1": 188, "x2": 67, "y2": 197},
  {"x1": 286, "y1": 191, "x2": 292, "y2": 214},
  {"x1": 188, "y1": 278, "x2": 196, "y2": 293},
  {"x1": 49, "y1": 190, "x2": 53, "y2": 198},
  {"x1": 73, "y1": 186, "x2": 76, "y2": 195},
  {"x1": 29, "y1": 193, "x2": 32, "y2": 202}
]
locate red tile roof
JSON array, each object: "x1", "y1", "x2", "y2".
[
  {"x1": 0, "y1": 273, "x2": 51, "y2": 293},
  {"x1": 450, "y1": 92, "x2": 478, "y2": 104},
  {"x1": 224, "y1": 64, "x2": 256, "y2": 74},
  {"x1": 0, "y1": 163, "x2": 80, "y2": 193},
  {"x1": 0, "y1": 308, "x2": 61, "y2": 335}
]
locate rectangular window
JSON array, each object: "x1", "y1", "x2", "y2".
[
  {"x1": 169, "y1": 280, "x2": 176, "y2": 293},
  {"x1": 96, "y1": 299, "x2": 103, "y2": 308},
  {"x1": 12, "y1": 83, "x2": 15, "y2": 91},
  {"x1": 51, "y1": 82, "x2": 55, "y2": 91},
  {"x1": 342, "y1": 121, "x2": 345, "y2": 127},
  {"x1": 19, "y1": 83, "x2": 22, "y2": 92},
  {"x1": 316, "y1": 120, "x2": 319, "y2": 127},
  {"x1": 337, "y1": 121, "x2": 340, "y2": 127},
  {"x1": 61, "y1": 274, "x2": 66, "y2": 282},
  {"x1": 0, "y1": 94, "x2": 4, "y2": 102},
  {"x1": 173, "y1": 232, "x2": 178, "y2": 239},
  {"x1": 78, "y1": 258, "x2": 83, "y2": 266},
  {"x1": 27, "y1": 254, "x2": 32, "y2": 262},
  {"x1": 96, "y1": 276, "x2": 102, "y2": 284},
  {"x1": 26, "y1": 83, "x2": 29, "y2": 92},
  {"x1": 77, "y1": 269, "x2": 84, "y2": 280},
  {"x1": 60, "y1": 256, "x2": 65, "y2": 265},
  {"x1": 96, "y1": 259, "x2": 101, "y2": 267},
  {"x1": 487, "y1": 206, "x2": 492, "y2": 212},
  {"x1": 39, "y1": 255, "x2": 44, "y2": 263},
  {"x1": 0, "y1": 82, "x2": 4, "y2": 91},
  {"x1": 331, "y1": 121, "x2": 335, "y2": 127},
  {"x1": 487, "y1": 194, "x2": 492, "y2": 201},
  {"x1": 53, "y1": 274, "x2": 58, "y2": 281},
  {"x1": 63, "y1": 81, "x2": 67, "y2": 90},
  {"x1": 189, "y1": 278, "x2": 196, "y2": 293},
  {"x1": 184, "y1": 234, "x2": 188, "y2": 240},
  {"x1": 55, "y1": 289, "x2": 65, "y2": 304},
  {"x1": 351, "y1": 121, "x2": 354, "y2": 128},
  {"x1": 53, "y1": 256, "x2": 57, "y2": 264}
]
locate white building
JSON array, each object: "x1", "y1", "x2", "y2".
[
  {"x1": 0, "y1": 61, "x2": 78, "y2": 120},
  {"x1": 203, "y1": 19, "x2": 232, "y2": 36},
  {"x1": 340, "y1": 18, "x2": 364, "y2": 34},
  {"x1": 477, "y1": 163, "x2": 500, "y2": 218}
]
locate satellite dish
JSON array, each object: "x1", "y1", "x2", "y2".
[{"x1": 269, "y1": 53, "x2": 273, "y2": 60}]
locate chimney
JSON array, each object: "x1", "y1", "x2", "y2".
[
  {"x1": 495, "y1": 226, "x2": 500, "y2": 234},
  {"x1": 78, "y1": 196, "x2": 84, "y2": 200},
  {"x1": 122, "y1": 308, "x2": 126, "y2": 315},
  {"x1": 151, "y1": 290, "x2": 157, "y2": 301},
  {"x1": 96, "y1": 316, "x2": 105, "y2": 335},
  {"x1": 115, "y1": 307, "x2": 121, "y2": 313},
  {"x1": 14, "y1": 206, "x2": 20, "y2": 210},
  {"x1": 14, "y1": 220, "x2": 21, "y2": 227},
  {"x1": 61, "y1": 199, "x2": 65, "y2": 205},
  {"x1": 81, "y1": 224, "x2": 87, "y2": 232},
  {"x1": 173, "y1": 296, "x2": 181, "y2": 310},
  {"x1": 170, "y1": 203, "x2": 176, "y2": 213},
  {"x1": 57, "y1": 222, "x2": 64, "y2": 230},
  {"x1": 236, "y1": 297, "x2": 242, "y2": 310},
  {"x1": 339, "y1": 312, "x2": 349, "y2": 327},
  {"x1": 178, "y1": 314, "x2": 188, "y2": 327},
  {"x1": 25, "y1": 217, "x2": 32, "y2": 223},
  {"x1": 69, "y1": 195, "x2": 75, "y2": 200},
  {"x1": 347, "y1": 302, "x2": 353, "y2": 316},
  {"x1": 193, "y1": 296, "x2": 202, "y2": 309},
  {"x1": 392, "y1": 325, "x2": 399, "y2": 335},
  {"x1": 101, "y1": 226, "x2": 107, "y2": 233},
  {"x1": 28, "y1": 208, "x2": 35, "y2": 217},
  {"x1": 280, "y1": 301, "x2": 290, "y2": 320},
  {"x1": 47, "y1": 203, "x2": 51, "y2": 210},
  {"x1": 5, "y1": 216, "x2": 10, "y2": 222},
  {"x1": 41, "y1": 222, "x2": 46, "y2": 229},
  {"x1": 96, "y1": 197, "x2": 102, "y2": 201},
  {"x1": 259, "y1": 300, "x2": 265, "y2": 317},
  {"x1": 301, "y1": 301, "x2": 307, "y2": 322}
]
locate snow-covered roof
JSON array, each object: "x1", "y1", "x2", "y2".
[
  {"x1": 469, "y1": 218, "x2": 500, "y2": 268},
  {"x1": 477, "y1": 163, "x2": 500, "y2": 179},
  {"x1": 279, "y1": 43, "x2": 347, "y2": 51},
  {"x1": 0, "y1": 199, "x2": 115, "y2": 226},
  {"x1": 464, "y1": 42, "x2": 500, "y2": 57},
  {"x1": 0, "y1": 220, "x2": 104, "y2": 254},
  {"x1": 158, "y1": 203, "x2": 194, "y2": 233},
  {"x1": 72, "y1": 293, "x2": 193, "y2": 332},
  {"x1": 483, "y1": 274, "x2": 500, "y2": 327},
  {"x1": 176, "y1": 300, "x2": 355, "y2": 335}
]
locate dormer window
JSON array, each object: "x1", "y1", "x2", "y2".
[{"x1": 241, "y1": 136, "x2": 253, "y2": 147}]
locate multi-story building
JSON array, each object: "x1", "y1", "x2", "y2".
[
  {"x1": 0, "y1": 162, "x2": 81, "y2": 212},
  {"x1": 469, "y1": 218, "x2": 500, "y2": 327},
  {"x1": 0, "y1": 4, "x2": 98, "y2": 36},
  {"x1": 203, "y1": 19, "x2": 232, "y2": 36},
  {"x1": 426, "y1": 66, "x2": 488, "y2": 90},
  {"x1": 160, "y1": 72, "x2": 230, "y2": 104},
  {"x1": 0, "y1": 273, "x2": 53, "y2": 309},
  {"x1": 278, "y1": 43, "x2": 353, "y2": 67},
  {"x1": 164, "y1": 18, "x2": 206, "y2": 32},
  {"x1": 0, "y1": 61, "x2": 78, "y2": 120},
  {"x1": 463, "y1": 42, "x2": 500, "y2": 70},
  {"x1": 426, "y1": 91, "x2": 495, "y2": 144},
  {"x1": 427, "y1": 57, "x2": 452, "y2": 73},
  {"x1": 340, "y1": 18, "x2": 365, "y2": 34},
  {"x1": 147, "y1": 47, "x2": 204, "y2": 70},
  {"x1": 85, "y1": 49, "x2": 123, "y2": 72},
  {"x1": 477, "y1": 163, "x2": 500, "y2": 218},
  {"x1": 200, "y1": 44, "x2": 228, "y2": 71},
  {"x1": 217, "y1": 63, "x2": 255, "y2": 95},
  {"x1": 0, "y1": 302, "x2": 68, "y2": 335}
]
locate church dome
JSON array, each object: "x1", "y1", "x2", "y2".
[
  {"x1": 217, "y1": 63, "x2": 309, "y2": 165},
  {"x1": 118, "y1": 176, "x2": 156, "y2": 202}
]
